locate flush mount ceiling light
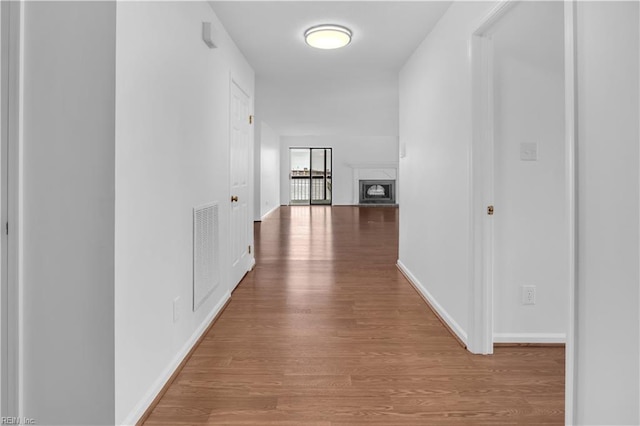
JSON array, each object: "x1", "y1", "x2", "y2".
[{"x1": 304, "y1": 24, "x2": 352, "y2": 50}]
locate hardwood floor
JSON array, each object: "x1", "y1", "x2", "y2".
[{"x1": 143, "y1": 206, "x2": 564, "y2": 425}]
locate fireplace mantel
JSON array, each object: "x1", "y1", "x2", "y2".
[
  {"x1": 350, "y1": 163, "x2": 398, "y2": 204},
  {"x1": 348, "y1": 162, "x2": 399, "y2": 170}
]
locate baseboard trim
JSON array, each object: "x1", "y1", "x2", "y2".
[
  {"x1": 494, "y1": 342, "x2": 566, "y2": 348},
  {"x1": 124, "y1": 293, "x2": 232, "y2": 426},
  {"x1": 261, "y1": 205, "x2": 279, "y2": 220},
  {"x1": 396, "y1": 260, "x2": 468, "y2": 349},
  {"x1": 493, "y1": 332, "x2": 566, "y2": 346}
]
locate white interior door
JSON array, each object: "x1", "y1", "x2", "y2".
[{"x1": 229, "y1": 81, "x2": 251, "y2": 289}]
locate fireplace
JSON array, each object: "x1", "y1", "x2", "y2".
[{"x1": 359, "y1": 180, "x2": 396, "y2": 204}]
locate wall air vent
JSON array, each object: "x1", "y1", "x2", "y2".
[{"x1": 193, "y1": 202, "x2": 220, "y2": 311}]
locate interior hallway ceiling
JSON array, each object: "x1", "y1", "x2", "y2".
[{"x1": 210, "y1": 1, "x2": 452, "y2": 137}]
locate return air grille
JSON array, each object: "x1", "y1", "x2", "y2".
[{"x1": 193, "y1": 202, "x2": 220, "y2": 311}]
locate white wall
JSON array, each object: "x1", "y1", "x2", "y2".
[
  {"x1": 253, "y1": 118, "x2": 261, "y2": 221},
  {"x1": 0, "y1": 4, "x2": 8, "y2": 415},
  {"x1": 398, "y1": 2, "x2": 495, "y2": 343},
  {"x1": 491, "y1": 2, "x2": 567, "y2": 341},
  {"x1": 21, "y1": 2, "x2": 116, "y2": 424},
  {"x1": 259, "y1": 121, "x2": 280, "y2": 218},
  {"x1": 280, "y1": 135, "x2": 398, "y2": 206},
  {"x1": 575, "y1": 2, "x2": 639, "y2": 423},
  {"x1": 114, "y1": 2, "x2": 254, "y2": 424}
]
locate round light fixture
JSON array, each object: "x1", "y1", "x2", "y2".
[{"x1": 304, "y1": 24, "x2": 352, "y2": 50}]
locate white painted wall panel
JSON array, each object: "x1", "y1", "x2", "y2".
[
  {"x1": 575, "y1": 2, "x2": 640, "y2": 423},
  {"x1": 21, "y1": 2, "x2": 116, "y2": 424},
  {"x1": 491, "y1": 2, "x2": 568, "y2": 339},
  {"x1": 398, "y1": 1, "x2": 496, "y2": 341},
  {"x1": 114, "y1": 3, "x2": 254, "y2": 424},
  {"x1": 260, "y1": 121, "x2": 280, "y2": 218}
]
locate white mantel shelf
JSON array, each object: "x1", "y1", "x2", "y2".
[{"x1": 348, "y1": 162, "x2": 399, "y2": 169}]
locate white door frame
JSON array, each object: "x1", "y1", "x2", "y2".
[
  {"x1": 563, "y1": 2, "x2": 577, "y2": 423},
  {"x1": 0, "y1": 0, "x2": 21, "y2": 417},
  {"x1": 469, "y1": 0, "x2": 577, "y2": 421},
  {"x1": 469, "y1": 0, "x2": 516, "y2": 356}
]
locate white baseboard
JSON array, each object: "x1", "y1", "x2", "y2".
[
  {"x1": 261, "y1": 205, "x2": 279, "y2": 220},
  {"x1": 493, "y1": 332, "x2": 566, "y2": 344},
  {"x1": 121, "y1": 291, "x2": 231, "y2": 426},
  {"x1": 396, "y1": 260, "x2": 468, "y2": 345}
]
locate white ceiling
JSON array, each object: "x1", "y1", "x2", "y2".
[{"x1": 210, "y1": 1, "x2": 452, "y2": 137}]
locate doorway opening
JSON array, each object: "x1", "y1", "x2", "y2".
[
  {"x1": 289, "y1": 148, "x2": 332, "y2": 205},
  {"x1": 470, "y1": 0, "x2": 575, "y2": 422}
]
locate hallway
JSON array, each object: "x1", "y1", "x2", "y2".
[{"x1": 144, "y1": 206, "x2": 564, "y2": 425}]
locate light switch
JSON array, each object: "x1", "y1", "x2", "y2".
[{"x1": 520, "y1": 142, "x2": 538, "y2": 161}]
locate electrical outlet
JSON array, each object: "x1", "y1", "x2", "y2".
[
  {"x1": 522, "y1": 285, "x2": 536, "y2": 305},
  {"x1": 173, "y1": 297, "x2": 181, "y2": 323}
]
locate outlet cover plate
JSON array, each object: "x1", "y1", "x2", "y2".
[
  {"x1": 522, "y1": 285, "x2": 536, "y2": 305},
  {"x1": 520, "y1": 142, "x2": 538, "y2": 161}
]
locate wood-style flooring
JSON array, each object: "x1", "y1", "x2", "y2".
[{"x1": 143, "y1": 206, "x2": 564, "y2": 425}]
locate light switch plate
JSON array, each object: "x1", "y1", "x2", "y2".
[{"x1": 520, "y1": 142, "x2": 538, "y2": 161}]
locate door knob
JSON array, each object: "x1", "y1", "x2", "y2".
[{"x1": 231, "y1": 195, "x2": 239, "y2": 202}]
